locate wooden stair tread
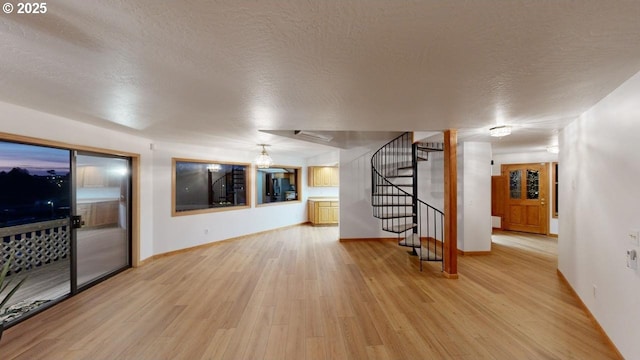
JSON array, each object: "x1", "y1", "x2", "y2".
[
  {"x1": 383, "y1": 223, "x2": 417, "y2": 233},
  {"x1": 419, "y1": 248, "x2": 443, "y2": 261},
  {"x1": 398, "y1": 233, "x2": 420, "y2": 247},
  {"x1": 378, "y1": 212, "x2": 415, "y2": 219}
]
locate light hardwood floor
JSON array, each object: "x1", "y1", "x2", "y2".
[{"x1": 0, "y1": 226, "x2": 619, "y2": 359}]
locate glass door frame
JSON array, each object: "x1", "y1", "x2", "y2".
[
  {"x1": 0, "y1": 132, "x2": 140, "y2": 329},
  {"x1": 71, "y1": 150, "x2": 133, "y2": 294}
]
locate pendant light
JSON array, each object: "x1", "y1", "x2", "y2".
[{"x1": 255, "y1": 144, "x2": 273, "y2": 169}]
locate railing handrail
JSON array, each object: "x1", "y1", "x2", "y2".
[
  {"x1": 370, "y1": 132, "x2": 410, "y2": 179},
  {"x1": 0, "y1": 218, "x2": 70, "y2": 238},
  {"x1": 416, "y1": 198, "x2": 444, "y2": 217},
  {"x1": 371, "y1": 131, "x2": 445, "y2": 270},
  {"x1": 371, "y1": 132, "x2": 444, "y2": 216}
]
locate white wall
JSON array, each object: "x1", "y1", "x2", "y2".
[
  {"x1": 458, "y1": 142, "x2": 492, "y2": 252},
  {"x1": 418, "y1": 143, "x2": 493, "y2": 252},
  {"x1": 0, "y1": 101, "x2": 155, "y2": 260},
  {"x1": 417, "y1": 150, "x2": 444, "y2": 210},
  {"x1": 0, "y1": 100, "x2": 316, "y2": 261},
  {"x1": 559, "y1": 70, "x2": 640, "y2": 359},
  {"x1": 339, "y1": 143, "x2": 392, "y2": 239},
  {"x1": 416, "y1": 150, "x2": 445, "y2": 244},
  {"x1": 491, "y1": 151, "x2": 559, "y2": 234},
  {"x1": 151, "y1": 141, "x2": 309, "y2": 254}
]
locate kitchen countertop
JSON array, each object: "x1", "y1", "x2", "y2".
[{"x1": 307, "y1": 197, "x2": 339, "y2": 201}]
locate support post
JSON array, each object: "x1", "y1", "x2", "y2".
[{"x1": 443, "y1": 129, "x2": 458, "y2": 278}]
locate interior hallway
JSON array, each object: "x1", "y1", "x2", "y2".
[{"x1": 0, "y1": 225, "x2": 618, "y2": 359}]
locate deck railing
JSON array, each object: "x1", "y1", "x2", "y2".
[{"x1": 0, "y1": 218, "x2": 70, "y2": 274}]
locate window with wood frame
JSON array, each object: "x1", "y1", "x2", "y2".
[
  {"x1": 256, "y1": 166, "x2": 301, "y2": 206},
  {"x1": 552, "y1": 162, "x2": 558, "y2": 218},
  {"x1": 172, "y1": 158, "x2": 250, "y2": 215}
]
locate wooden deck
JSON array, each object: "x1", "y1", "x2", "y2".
[
  {"x1": 0, "y1": 226, "x2": 620, "y2": 359},
  {"x1": 2, "y1": 227, "x2": 127, "y2": 309}
]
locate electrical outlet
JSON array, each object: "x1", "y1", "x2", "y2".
[{"x1": 204, "y1": 228, "x2": 209, "y2": 235}]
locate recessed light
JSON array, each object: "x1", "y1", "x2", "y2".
[{"x1": 547, "y1": 146, "x2": 559, "y2": 154}]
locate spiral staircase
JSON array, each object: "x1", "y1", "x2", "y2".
[{"x1": 371, "y1": 132, "x2": 445, "y2": 271}]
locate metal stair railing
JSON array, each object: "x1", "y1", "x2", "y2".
[{"x1": 370, "y1": 132, "x2": 444, "y2": 271}]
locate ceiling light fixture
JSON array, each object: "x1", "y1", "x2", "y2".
[
  {"x1": 207, "y1": 164, "x2": 222, "y2": 172},
  {"x1": 547, "y1": 145, "x2": 559, "y2": 154},
  {"x1": 255, "y1": 144, "x2": 273, "y2": 169},
  {"x1": 489, "y1": 125, "x2": 512, "y2": 137}
]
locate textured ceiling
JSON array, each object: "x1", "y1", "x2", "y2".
[{"x1": 2, "y1": 1, "x2": 640, "y2": 156}]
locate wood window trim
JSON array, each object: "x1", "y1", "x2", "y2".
[
  {"x1": 552, "y1": 161, "x2": 558, "y2": 219},
  {"x1": 171, "y1": 157, "x2": 252, "y2": 216},
  {"x1": 255, "y1": 165, "x2": 302, "y2": 207}
]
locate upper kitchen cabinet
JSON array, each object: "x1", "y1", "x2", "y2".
[
  {"x1": 308, "y1": 166, "x2": 339, "y2": 187},
  {"x1": 77, "y1": 165, "x2": 122, "y2": 188}
]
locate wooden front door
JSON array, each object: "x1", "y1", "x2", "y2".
[{"x1": 501, "y1": 163, "x2": 548, "y2": 234}]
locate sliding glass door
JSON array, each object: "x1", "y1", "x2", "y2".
[
  {"x1": 74, "y1": 152, "x2": 131, "y2": 289},
  {"x1": 0, "y1": 141, "x2": 71, "y2": 324},
  {"x1": 0, "y1": 140, "x2": 132, "y2": 326}
]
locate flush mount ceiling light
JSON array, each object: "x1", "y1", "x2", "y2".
[
  {"x1": 255, "y1": 144, "x2": 273, "y2": 169},
  {"x1": 547, "y1": 145, "x2": 559, "y2": 154},
  {"x1": 489, "y1": 125, "x2": 512, "y2": 137}
]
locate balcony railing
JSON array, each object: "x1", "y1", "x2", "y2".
[{"x1": 0, "y1": 218, "x2": 70, "y2": 274}]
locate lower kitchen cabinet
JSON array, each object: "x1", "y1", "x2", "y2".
[{"x1": 308, "y1": 198, "x2": 339, "y2": 225}]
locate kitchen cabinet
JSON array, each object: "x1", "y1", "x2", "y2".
[
  {"x1": 93, "y1": 201, "x2": 119, "y2": 227},
  {"x1": 78, "y1": 166, "x2": 122, "y2": 188},
  {"x1": 77, "y1": 204, "x2": 93, "y2": 226},
  {"x1": 78, "y1": 166, "x2": 105, "y2": 187},
  {"x1": 308, "y1": 167, "x2": 339, "y2": 187},
  {"x1": 78, "y1": 200, "x2": 119, "y2": 227},
  {"x1": 308, "y1": 198, "x2": 339, "y2": 225}
]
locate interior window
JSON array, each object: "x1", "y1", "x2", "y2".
[
  {"x1": 173, "y1": 159, "x2": 250, "y2": 215},
  {"x1": 552, "y1": 162, "x2": 558, "y2": 218},
  {"x1": 256, "y1": 167, "x2": 300, "y2": 205}
]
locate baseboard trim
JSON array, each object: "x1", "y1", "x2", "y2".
[
  {"x1": 339, "y1": 237, "x2": 397, "y2": 242},
  {"x1": 548, "y1": 233, "x2": 558, "y2": 238},
  {"x1": 457, "y1": 250, "x2": 492, "y2": 256},
  {"x1": 443, "y1": 271, "x2": 459, "y2": 279},
  {"x1": 556, "y1": 269, "x2": 624, "y2": 360},
  {"x1": 141, "y1": 222, "x2": 308, "y2": 265}
]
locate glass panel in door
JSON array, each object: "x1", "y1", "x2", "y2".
[
  {"x1": 509, "y1": 170, "x2": 522, "y2": 199},
  {"x1": 75, "y1": 153, "x2": 130, "y2": 288},
  {"x1": 0, "y1": 141, "x2": 71, "y2": 324},
  {"x1": 526, "y1": 169, "x2": 540, "y2": 199}
]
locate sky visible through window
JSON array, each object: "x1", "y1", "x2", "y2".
[
  {"x1": 0, "y1": 141, "x2": 71, "y2": 227},
  {"x1": 0, "y1": 142, "x2": 69, "y2": 176}
]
